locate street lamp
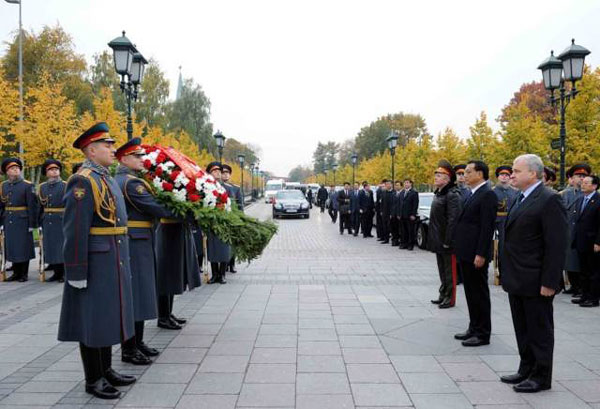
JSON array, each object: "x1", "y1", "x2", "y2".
[
  {"x1": 386, "y1": 131, "x2": 399, "y2": 182},
  {"x1": 255, "y1": 165, "x2": 260, "y2": 198},
  {"x1": 4, "y1": 0, "x2": 23, "y2": 157},
  {"x1": 249, "y1": 163, "x2": 255, "y2": 200},
  {"x1": 332, "y1": 163, "x2": 338, "y2": 186},
  {"x1": 538, "y1": 39, "x2": 591, "y2": 188},
  {"x1": 351, "y1": 153, "x2": 358, "y2": 186},
  {"x1": 108, "y1": 31, "x2": 147, "y2": 140},
  {"x1": 214, "y1": 130, "x2": 226, "y2": 163},
  {"x1": 237, "y1": 154, "x2": 245, "y2": 198},
  {"x1": 323, "y1": 166, "x2": 328, "y2": 185}
]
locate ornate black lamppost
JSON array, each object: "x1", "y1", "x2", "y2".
[
  {"x1": 538, "y1": 39, "x2": 590, "y2": 188},
  {"x1": 386, "y1": 131, "x2": 398, "y2": 182},
  {"x1": 237, "y1": 154, "x2": 245, "y2": 197},
  {"x1": 351, "y1": 153, "x2": 358, "y2": 185},
  {"x1": 214, "y1": 130, "x2": 226, "y2": 163},
  {"x1": 108, "y1": 31, "x2": 147, "y2": 140}
]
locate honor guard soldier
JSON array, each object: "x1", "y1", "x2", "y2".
[
  {"x1": 221, "y1": 163, "x2": 243, "y2": 273},
  {"x1": 0, "y1": 158, "x2": 37, "y2": 282},
  {"x1": 115, "y1": 138, "x2": 176, "y2": 364},
  {"x1": 493, "y1": 166, "x2": 518, "y2": 248},
  {"x1": 57, "y1": 122, "x2": 136, "y2": 399},
  {"x1": 37, "y1": 159, "x2": 67, "y2": 282},
  {"x1": 206, "y1": 162, "x2": 231, "y2": 284},
  {"x1": 155, "y1": 165, "x2": 202, "y2": 330},
  {"x1": 454, "y1": 164, "x2": 471, "y2": 202}
]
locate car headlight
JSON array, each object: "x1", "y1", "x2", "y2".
[
  {"x1": 275, "y1": 203, "x2": 283, "y2": 209},
  {"x1": 300, "y1": 202, "x2": 308, "y2": 209}
]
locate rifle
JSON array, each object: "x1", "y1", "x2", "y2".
[
  {"x1": 493, "y1": 230, "x2": 500, "y2": 286},
  {"x1": 38, "y1": 228, "x2": 45, "y2": 282},
  {"x1": 0, "y1": 229, "x2": 5, "y2": 282}
]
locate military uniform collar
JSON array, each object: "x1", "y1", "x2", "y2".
[
  {"x1": 8, "y1": 176, "x2": 24, "y2": 184},
  {"x1": 82, "y1": 159, "x2": 110, "y2": 177},
  {"x1": 116, "y1": 164, "x2": 137, "y2": 176},
  {"x1": 47, "y1": 178, "x2": 63, "y2": 185}
]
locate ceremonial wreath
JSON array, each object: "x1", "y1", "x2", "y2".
[{"x1": 140, "y1": 144, "x2": 277, "y2": 262}]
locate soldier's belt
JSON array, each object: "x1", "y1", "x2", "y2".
[
  {"x1": 127, "y1": 220, "x2": 153, "y2": 228},
  {"x1": 497, "y1": 212, "x2": 508, "y2": 216},
  {"x1": 89, "y1": 226, "x2": 128, "y2": 235},
  {"x1": 160, "y1": 218, "x2": 180, "y2": 224},
  {"x1": 5, "y1": 206, "x2": 27, "y2": 211},
  {"x1": 44, "y1": 208, "x2": 65, "y2": 213}
]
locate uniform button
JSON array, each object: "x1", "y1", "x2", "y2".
[
  {"x1": 118, "y1": 239, "x2": 122, "y2": 244},
  {"x1": 120, "y1": 261, "x2": 124, "y2": 266},
  {"x1": 117, "y1": 218, "x2": 121, "y2": 222}
]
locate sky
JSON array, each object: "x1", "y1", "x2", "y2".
[{"x1": 1, "y1": 0, "x2": 599, "y2": 177}]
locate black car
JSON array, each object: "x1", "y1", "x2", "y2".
[
  {"x1": 272, "y1": 190, "x2": 310, "y2": 219},
  {"x1": 416, "y1": 192, "x2": 434, "y2": 249}
]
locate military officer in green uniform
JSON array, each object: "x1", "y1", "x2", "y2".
[
  {"x1": 0, "y1": 158, "x2": 37, "y2": 282},
  {"x1": 493, "y1": 166, "x2": 518, "y2": 255},
  {"x1": 115, "y1": 138, "x2": 178, "y2": 364},
  {"x1": 221, "y1": 164, "x2": 243, "y2": 274},
  {"x1": 37, "y1": 159, "x2": 67, "y2": 282},
  {"x1": 57, "y1": 122, "x2": 136, "y2": 399}
]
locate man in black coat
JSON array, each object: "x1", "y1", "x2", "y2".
[
  {"x1": 317, "y1": 185, "x2": 328, "y2": 213},
  {"x1": 375, "y1": 180, "x2": 385, "y2": 240},
  {"x1": 453, "y1": 160, "x2": 497, "y2": 347},
  {"x1": 390, "y1": 181, "x2": 402, "y2": 246},
  {"x1": 399, "y1": 179, "x2": 419, "y2": 250},
  {"x1": 350, "y1": 182, "x2": 361, "y2": 236},
  {"x1": 571, "y1": 175, "x2": 600, "y2": 308},
  {"x1": 380, "y1": 180, "x2": 394, "y2": 244},
  {"x1": 500, "y1": 154, "x2": 567, "y2": 393},
  {"x1": 337, "y1": 182, "x2": 353, "y2": 235},
  {"x1": 358, "y1": 182, "x2": 374, "y2": 238}
]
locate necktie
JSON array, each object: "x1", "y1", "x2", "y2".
[{"x1": 582, "y1": 196, "x2": 590, "y2": 213}]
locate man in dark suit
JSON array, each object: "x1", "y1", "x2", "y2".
[
  {"x1": 453, "y1": 160, "x2": 497, "y2": 347},
  {"x1": 400, "y1": 179, "x2": 419, "y2": 250},
  {"x1": 337, "y1": 182, "x2": 353, "y2": 235},
  {"x1": 375, "y1": 180, "x2": 385, "y2": 240},
  {"x1": 572, "y1": 175, "x2": 600, "y2": 308},
  {"x1": 500, "y1": 154, "x2": 567, "y2": 393},
  {"x1": 359, "y1": 182, "x2": 374, "y2": 238},
  {"x1": 390, "y1": 181, "x2": 403, "y2": 246},
  {"x1": 380, "y1": 180, "x2": 394, "y2": 244},
  {"x1": 350, "y1": 182, "x2": 361, "y2": 236},
  {"x1": 317, "y1": 185, "x2": 328, "y2": 213}
]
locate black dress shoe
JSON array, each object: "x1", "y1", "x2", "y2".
[
  {"x1": 46, "y1": 274, "x2": 60, "y2": 282},
  {"x1": 157, "y1": 318, "x2": 182, "y2": 330},
  {"x1": 571, "y1": 297, "x2": 584, "y2": 304},
  {"x1": 230, "y1": 268, "x2": 237, "y2": 274},
  {"x1": 462, "y1": 336, "x2": 490, "y2": 347},
  {"x1": 500, "y1": 373, "x2": 528, "y2": 384},
  {"x1": 579, "y1": 300, "x2": 599, "y2": 307},
  {"x1": 121, "y1": 349, "x2": 152, "y2": 365},
  {"x1": 407, "y1": 246, "x2": 414, "y2": 251},
  {"x1": 431, "y1": 298, "x2": 442, "y2": 305},
  {"x1": 170, "y1": 314, "x2": 187, "y2": 325},
  {"x1": 513, "y1": 379, "x2": 550, "y2": 393},
  {"x1": 353, "y1": 233, "x2": 358, "y2": 237},
  {"x1": 438, "y1": 300, "x2": 454, "y2": 309},
  {"x1": 138, "y1": 341, "x2": 160, "y2": 357},
  {"x1": 17, "y1": 275, "x2": 28, "y2": 282},
  {"x1": 208, "y1": 275, "x2": 219, "y2": 284},
  {"x1": 58, "y1": 277, "x2": 65, "y2": 283},
  {"x1": 85, "y1": 377, "x2": 121, "y2": 400},
  {"x1": 105, "y1": 368, "x2": 136, "y2": 386},
  {"x1": 454, "y1": 331, "x2": 473, "y2": 340},
  {"x1": 4, "y1": 274, "x2": 18, "y2": 282},
  {"x1": 381, "y1": 240, "x2": 389, "y2": 244}
]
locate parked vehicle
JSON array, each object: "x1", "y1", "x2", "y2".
[
  {"x1": 265, "y1": 179, "x2": 285, "y2": 203},
  {"x1": 416, "y1": 192, "x2": 434, "y2": 249},
  {"x1": 272, "y1": 190, "x2": 310, "y2": 219}
]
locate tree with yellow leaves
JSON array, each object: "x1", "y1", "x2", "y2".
[
  {"x1": 18, "y1": 73, "x2": 79, "y2": 171},
  {"x1": 0, "y1": 67, "x2": 20, "y2": 155}
]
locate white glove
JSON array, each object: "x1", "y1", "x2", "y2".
[
  {"x1": 68, "y1": 280, "x2": 87, "y2": 289},
  {"x1": 28, "y1": 228, "x2": 34, "y2": 233}
]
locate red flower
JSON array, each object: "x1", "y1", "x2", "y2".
[
  {"x1": 156, "y1": 167, "x2": 164, "y2": 177},
  {"x1": 189, "y1": 194, "x2": 200, "y2": 202},
  {"x1": 185, "y1": 181, "x2": 196, "y2": 193},
  {"x1": 143, "y1": 159, "x2": 152, "y2": 169},
  {"x1": 212, "y1": 189, "x2": 219, "y2": 197},
  {"x1": 156, "y1": 152, "x2": 167, "y2": 164},
  {"x1": 162, "y1": 182, "x2": 174, "y2": 191},
  {"x1": 170, "y1": 170, "x2": 181, "y2": 181},
  {"x1": 220, "y1": 192, "x2": 229, "y2": 202}
]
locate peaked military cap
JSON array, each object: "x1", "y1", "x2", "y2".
[
  {"x1": 544, "y1": 166, "x2": 557, "y2": 182},
  {"x1": 436, "y1": 159, "x2": 456, "y2": 181},
  {"x1": 116, "y1": 137, "x2": 144, "y2": 160},
  {"x1": 221, "y1": 164, "x2": 233, "y2": 173},
  {"x1": 495, "y1": 165, "x2": 513, "y2": 177},
  {"x1": 42, "y1": 158, "x2": 62, "y2": 174},
  {"x1": 1, "y1": 157, "x2": 23, "y2": 174},
  {"x1": 453, "y1": 164, "x2": 466, "y2": 174},
  {"x1": 567, "y1": 163, "x2": 591, "y2": 177},
  {"x1": 206, "y1": 161, "x2": 222, "y2": 173},
  {"x1": 73, "y1": 122, "x2": 114, "y2": 149}
]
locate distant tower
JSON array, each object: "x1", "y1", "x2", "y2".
[{"x1": 176, "y1": 66, "x2": 183, "y2": 100}]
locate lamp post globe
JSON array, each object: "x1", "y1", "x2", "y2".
[
  {"x1": 130, "y1": 51, "x2": 148, "y2": 87},
  {"x1": 237, "y1": 154, "x2": 245, "y2": 197},
  {"x1": 214, "y1": 130, "x2": 226, "y2": 163},
  {"x1": 351, "y1": 153, "x2": 358, "y2": 185},
  {"x1": 108, "y1": 31, "x2": 136, "y2": 77},
  {"x1": 558, "y1": 39, "x2": 591, "y2": 84},
  {"x1": 386, "y1": 131, "x2": 399, "y2": 181}
]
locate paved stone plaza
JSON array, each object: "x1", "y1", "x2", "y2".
[{"x1": 1, "y1": 203, "x2": 600, "y2": 408}]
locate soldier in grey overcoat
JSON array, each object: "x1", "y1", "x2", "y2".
[
  {"x1": 57, "y1": 122, "x2": 136, "y2": 400},
  {"x1": 222, "y1": 164, "x2": 243, "y2": 273},
  {"x1": 206, "y1": 162, "x2": 231, "y2": 284},
  {"x1": 561, "y1": 163, "x2": 591, "y2": 295},
  {"x1": 115, "y1": 138, "x2": 178, "y2": 364},
  {"x1": 0, "y1": 157, "x2": 37, "y2": 282},
  {"x1": 37, "y1": 159, "x2": 67, "y2": 282}
]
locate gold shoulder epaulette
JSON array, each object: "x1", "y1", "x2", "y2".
[
  {"x1": 23, "y1": 179, "x2": 32, "y2": 184},
  {"x1": 78, "y1": 168, "x2": 93, "y2": 178}
]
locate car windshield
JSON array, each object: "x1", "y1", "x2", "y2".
[
  {"x1": 276, "y1": 190, "x2": 305, "y2": 200},
  {"x1": 419, "y1": 194, "x2": 434, "y2": 207},
  {"x1": 266, "y1": 183, "x2": 283, "y2": 191}
]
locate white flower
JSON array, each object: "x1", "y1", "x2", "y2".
[
  {"x1": 173, "y1": 188, "x2": 187, "y2": 202},
  {"x1": 147, "y1": 151, "x2": 159, "y2": 166},
  {"x1": 174, "y1": 173, "x2": 190, "y2": 188},
  {"x1": 163, "y1": 161, "x2": 175, "y2": 170},
  {"x1": 153, "y1": 176, "x2": 163, "y2": 191}
]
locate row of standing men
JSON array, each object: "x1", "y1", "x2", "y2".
[{"x1": 0, "y1": 122, "x2": 244, "y2": 400}]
